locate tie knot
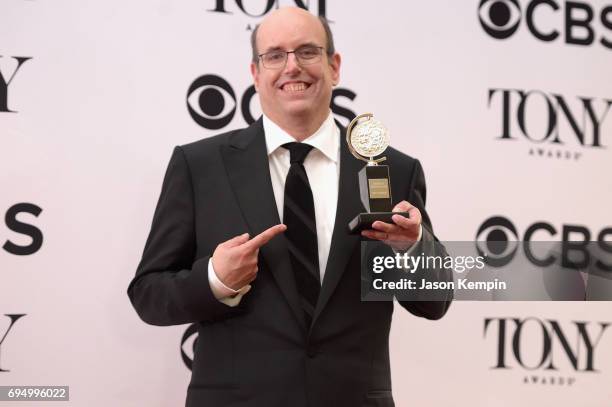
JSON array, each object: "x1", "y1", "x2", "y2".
[{"x1": 282, "y1": 142, "x2": 314, "y2": 164}]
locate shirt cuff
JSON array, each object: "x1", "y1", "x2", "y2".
[{"x1": 208, "y1": 258, "x2": 251, "y2": 307}]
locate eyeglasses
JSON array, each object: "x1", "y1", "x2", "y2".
[{"x1": 258, "y1": 45, "x2": 325, "y2": 69}]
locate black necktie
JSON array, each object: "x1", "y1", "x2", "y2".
[{"x1": 282, "y1": 142, "x2": 320, "y2": 326}]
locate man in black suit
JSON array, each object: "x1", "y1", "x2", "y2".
[{"x1": 128, "y1": 7, "x2": 452, "y2": 407}]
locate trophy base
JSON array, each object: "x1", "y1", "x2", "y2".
[{"x1": 348, "y1": 212, "x2": 410, "y2": 234}]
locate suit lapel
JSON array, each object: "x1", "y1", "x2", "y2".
[
  {"x1": 221, "y1": 119, "x2": 307, "y2": 333},
  {"x1": 312, "y1": 126, "x2": 364, "y2": 327}
]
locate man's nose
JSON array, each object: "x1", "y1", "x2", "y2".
[{"x1": 283, "y1": 53, "x2": 301, "y2": 74}]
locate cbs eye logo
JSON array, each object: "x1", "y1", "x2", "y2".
[
  {"x1": 476, "y1": 216, "x2": 519, "y2": 267},
  {"x1": 186, "y1": 73, "x2": 358, "y2": 130},
  {"x1": 478, "y1": 0, "x2": 522, "y2": 39},
  {"x1": 186, "y1": 74, "x2": 258, "y2": 130},
  {"x1": 180, "y1": 323, "x2": 198, "y2": 370},
  {"x1": 476, "y1": 216, "x2": 612, "y2": 270}
]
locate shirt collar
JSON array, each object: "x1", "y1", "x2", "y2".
[{"x1": 263, "y1": 112, "x2": 339, "y2": 163}]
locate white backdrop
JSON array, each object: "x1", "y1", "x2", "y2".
[{"x1": 2, "y1": 0, "x2": 611, "y2": 406}]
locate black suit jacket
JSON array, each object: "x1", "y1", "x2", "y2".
[{"x1": 128, "y1": 118, "x2": 452, "y2": 407}]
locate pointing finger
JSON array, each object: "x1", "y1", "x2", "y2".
[
  {"x1": 245, "y1": 224, "x2": 287, "y2": 250},
  {"x1": 222, "y1": 232, "x2": 250, "y2": 248}
]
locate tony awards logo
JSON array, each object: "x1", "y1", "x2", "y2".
[{"x1": 347, "y1": 113, "x2": 408, "y2": 233}]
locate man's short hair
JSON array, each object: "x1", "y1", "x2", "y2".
[{"x1": 250, "y1": 16, "x2": 336, "y2": 65}]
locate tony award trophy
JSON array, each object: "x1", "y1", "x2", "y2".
[{"x1": 347, "y1": 113, "x2": 408, "y2": 234}]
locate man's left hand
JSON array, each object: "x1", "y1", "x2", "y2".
[{"x1": 361, "y1": 200, "x2": 421, "y2": 251}]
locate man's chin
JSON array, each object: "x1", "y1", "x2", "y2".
[{"x1": 280, "y1": 102, "x2": 315, "y2": 118}]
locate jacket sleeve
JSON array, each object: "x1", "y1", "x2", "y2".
[
  {"x1": 127, "y1": 146, "x2": 239, "y2": 326},
  {"x1": 397, "y1": 159, "x2": 453, "y2": 320}
]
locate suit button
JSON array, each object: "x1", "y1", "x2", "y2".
[{"x1": 306, "y1": 348, "x2": 317, "y2": 358}]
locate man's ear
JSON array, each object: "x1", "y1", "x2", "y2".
[
  {"x1": 329, "y1": 53, "x2": 341, "y2": 86},
  {"x1": 250, "y1": 62, "x2": 259, "y2": 91}
]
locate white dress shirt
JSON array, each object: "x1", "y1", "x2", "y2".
[{"x1": 208, "y1": 112, "x2": 339, "y2": 305}]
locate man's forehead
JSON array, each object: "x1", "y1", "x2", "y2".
[{"x1": 256, "y1": 9, "x2": 326, "y2": 49}]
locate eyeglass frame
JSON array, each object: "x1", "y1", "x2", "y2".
[{"x1": 257, "y1": 45, "x2": 327, "y2": 69}]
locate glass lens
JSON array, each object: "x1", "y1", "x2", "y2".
[
  {"x1": 296, "y1": 46, "x2": 321, "y2": 60},
  {"x1": 263, "y1": 51, "x2": 286, "y2": 67}
]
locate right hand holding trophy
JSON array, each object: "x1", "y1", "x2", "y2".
[{"x1": 347, "y1": 113, "x2": 409, "y2": 234}]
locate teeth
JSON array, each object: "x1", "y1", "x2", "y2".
[{"x1": 284, "y1": 82, "x2": 307, "y2": 91}]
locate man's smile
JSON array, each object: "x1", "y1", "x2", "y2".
[{"x1": 279, "y1": 81, "x2": 312, "y2": 92}]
